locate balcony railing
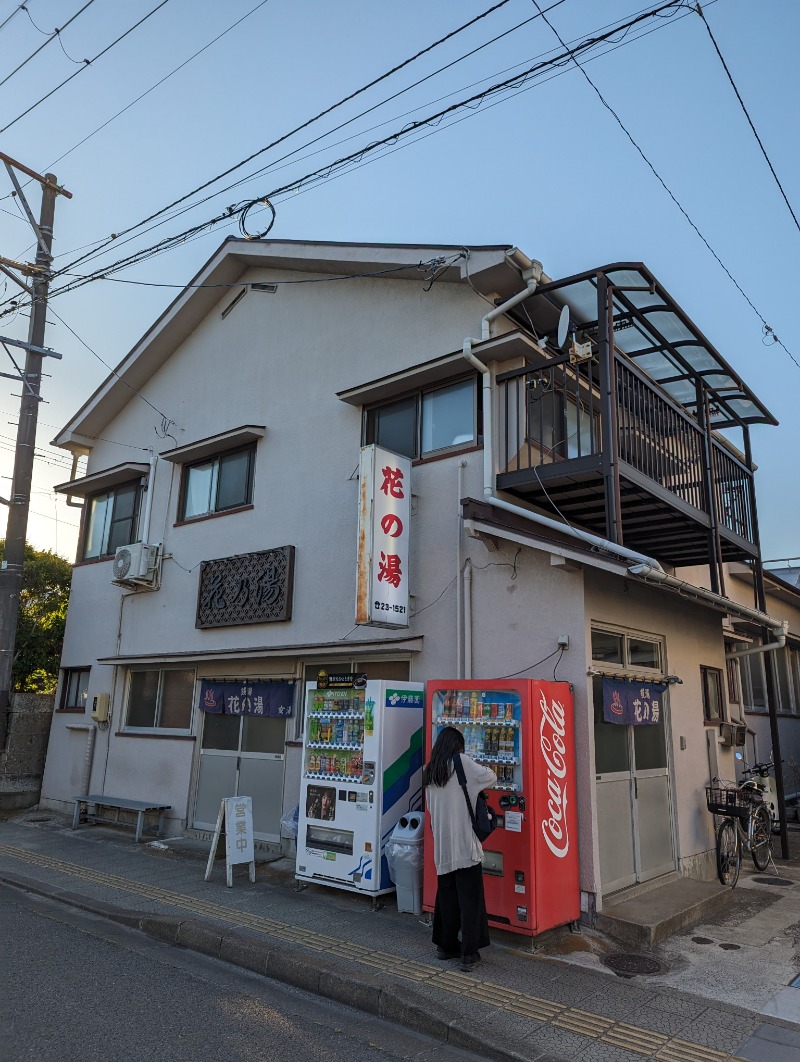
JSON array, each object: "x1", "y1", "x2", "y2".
[{"x1": 497, "y1": 354, "x2": 755, "y2": 547}]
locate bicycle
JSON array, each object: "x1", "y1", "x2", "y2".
[
  {"x1": 735, "y1": 753, "x2": 781, "y2": 835},
  {"x1": 705, "y1": 780, "x2": 773, "y2": 887}
]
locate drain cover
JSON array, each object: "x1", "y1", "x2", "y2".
[
  {"x1": 692, "y1": 936, "x2": 714, "y2": 945},
  {"x1": 601, "y1": 953, "x2": 662, "y2": 976},
  {"x1": 719, "y1": 942, "x2": 741, "y2": 951},
  {"x1": 752, "y1": 876, "x2": 794, "y2": 887},
  {"x1": 25, "y1": 815, "x2": 52, "y2": 823}
]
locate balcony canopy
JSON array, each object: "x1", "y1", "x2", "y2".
[{"x1": 528, "y1": 263, "x2": 776, "y2": 430}]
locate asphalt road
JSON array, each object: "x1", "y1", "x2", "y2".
[{"x1": 0, "y1": 883, "x2": 485, "y2": 1062}]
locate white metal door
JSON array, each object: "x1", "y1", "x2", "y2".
[
  {"x1": 193, "y1": 712, "x2": 285, "y2": 841},
  {"x1": 594, "y1": 681, "x2": 676, "y2": 894}
]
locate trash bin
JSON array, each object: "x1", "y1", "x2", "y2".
[{"x1": 386, "y1": 812, "x2": 424, "y2": 915}]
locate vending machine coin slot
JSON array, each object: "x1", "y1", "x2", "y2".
[
  {"x1": 516, "y1": 906, "x2": 528, "y2": 922},
  {"x1": 514, "y1": 870, "x2": 525, "y2": 884},
  {"x1": 481, "y1": 849, "x2": 504, "y2": 876}
]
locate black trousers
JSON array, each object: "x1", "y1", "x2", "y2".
[{"x1": 431, "y1": 863, "x2": 490, "y2": 957}]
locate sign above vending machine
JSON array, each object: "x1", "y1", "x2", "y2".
[
  {"x1": 356, "y1": 444, "x2": 411, "y2": 629},
  {"x1": 316, "y1": 670, "x2": 367, "y2": 690}
]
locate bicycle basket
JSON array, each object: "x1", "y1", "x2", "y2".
[{"x1": 705, "y1": 784, "x2": 756, "y2": 819}]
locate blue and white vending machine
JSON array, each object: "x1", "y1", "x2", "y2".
[{"x1": 296, "y1": 674, "x2": 424, "y2": 898}]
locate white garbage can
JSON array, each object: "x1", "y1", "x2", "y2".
[{"x1": 386, "y1": 813, "x2": 425, "y2": 915}]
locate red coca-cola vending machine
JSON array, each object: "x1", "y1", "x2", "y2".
[{"x1": 423, "y1": 679, "x2": 579, "y2": 937}]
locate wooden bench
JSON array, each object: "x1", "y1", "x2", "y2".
[{"x1": 72, "y1": 795, "x2": 171, "y2": 844}]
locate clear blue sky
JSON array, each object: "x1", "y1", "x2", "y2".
[{"x1": 0, "y1": 0, "x2": 797, "y2": 564}]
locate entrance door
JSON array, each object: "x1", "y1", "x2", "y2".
[
  {"x1": 193, "y1": 712, "x2": 285, "y2": 840},
  {"x1": 594, "y1": 688, "x2": 675, "y2": 893},
  {"x1": 591, "y1": 628, "x2": 676, "y2": 896}
]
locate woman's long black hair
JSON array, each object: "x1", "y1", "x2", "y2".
[{"x1": 423, "y1": 726, "x2": 465, "y2": 787}]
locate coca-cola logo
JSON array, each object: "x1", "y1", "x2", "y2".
[{"x1": 538, "y1": 690, "x2": 570, "y2": 859}]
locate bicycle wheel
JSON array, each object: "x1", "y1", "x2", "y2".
[
  {"x1": 716, "y1": 818, "x2": 740, "y2": 887},
  {"x1": 750, "y1": 804, "x2": 772, "y2": 871}
]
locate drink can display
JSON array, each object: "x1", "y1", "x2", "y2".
[
  {"x1": 490, "y1": 702, "x2": 498, "y2": 719},
  {"x1": 505, "y1": 703, "x2": 513, "y2": 719}
]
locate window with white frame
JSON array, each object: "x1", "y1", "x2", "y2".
[
  {"x1": 83, "y1": 481, "x2": 142, "y2": 560},
  {"x1": 125, "y1": 668, "x2": 195, "y2": 730},
  {"x1": 180, "y1": 445, "x2": 255, "y2": 521},
  {"x1": 737, "y1": 645, "x2": 800, "y2": 715},
  {"x1": 738, "y1": 649, "x2": 767, "y2": 711},
  {"x1": 591, "y1": 628, "x2": 663, "y2": 671}
]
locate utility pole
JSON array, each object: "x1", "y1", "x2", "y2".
[{"x1": 0, "y1": 154, "x2": 71, "y2": 747}]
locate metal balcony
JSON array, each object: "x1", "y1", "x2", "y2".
[{"x1": 495, "y1": 264, "x2": 776, "y2": 573}]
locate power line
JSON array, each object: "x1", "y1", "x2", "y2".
[
  {"x1": 31, "y1": 0, "x2": 568, "y2": 264},
  {"x1": 63, "y1": 0, "x2": 693, "y2": 274},
  {"x1": 694, "y1": 3, "x2": 800, "y2": 238},
  {"x1": 41, "y1": 0, "x2": 692, "y2": 301},
  {"x1": 37, "y1": 0, "x2": 660, "y2": 281},
  {"x1": 529, "y1": 0, "x2": 800, "y2": 373},
  {"x1": 46, "y1": 304, "x2": 177, "y2": 426},
  {"x1": 56, "y1": 0, "x2": 524, "y2": 276},
  {"x1": 0, "y1": 0, "x2": 173, "y2": 134},
  {"x1": 0, "y1": 0, "x2": 97, "y2": 90},
  {"x1": 0, "y1": 2, "x2": 28, "y2": 35},
  {"x1": 43, "y1": 0, "x2": 274, "y2": 172}
]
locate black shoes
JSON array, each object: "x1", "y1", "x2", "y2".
[
  {"x1": 459, "y1": 952, "x2": 481, "y2": 972},
  {"x1": 435, "y1": 947, "x2": 460, "y2": 960}
]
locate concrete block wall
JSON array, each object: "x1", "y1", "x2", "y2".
[{"x1": 0, "y1": 692, "x2": 55, "y2": 810}]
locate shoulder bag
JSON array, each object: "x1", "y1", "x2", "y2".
[{"x1": 452, "y1": 752, "x2": 497, "y2": 842}]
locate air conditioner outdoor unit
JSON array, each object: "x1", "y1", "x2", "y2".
[{"x1": 112, "y1": 543, "x2": 160, "y2": 588}]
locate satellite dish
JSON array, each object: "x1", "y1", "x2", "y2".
[{"x1": 557, "y1": 304, "x2": 570, "y2": 349}]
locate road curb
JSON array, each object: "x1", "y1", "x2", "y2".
[{"x1": 0, "y1": 872, "x2": 536, "y2": 1062}]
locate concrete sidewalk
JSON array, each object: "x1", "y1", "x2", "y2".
[{"x1": 2, "y1": 810, "x2": 800, "y2": 1062}]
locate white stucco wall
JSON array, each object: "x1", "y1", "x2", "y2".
[{"x1": 39, "y1": 254, "x2": 751, "y2": 905}]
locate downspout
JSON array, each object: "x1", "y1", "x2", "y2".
[
  {"x1": 464, "y1": 560, "x2": 473, "y2": 680},
  {"x1": 725, "y1": 626, "x2": 788, "y2": 659},
  {"x1": 65, "y1": 451, "x2": 86, "y2": 509},
  {"x1": 456, "y1": 460, "x2": 467, "y2": 679},
  {"x1": 461, "y1": 252, "x2": 666, "y2": 573}
]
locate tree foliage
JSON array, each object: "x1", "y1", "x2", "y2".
[{"x1": 0, "y1": 540, "x2": 72, "y2": 693}]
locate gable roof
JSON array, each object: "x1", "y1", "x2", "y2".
[{"x1": 52, "y1": 239, "x2": 525, "y2": 451}]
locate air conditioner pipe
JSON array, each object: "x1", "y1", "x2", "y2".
[
  {"x1": 461, "y1": 253, "x2": 666, "y2": 574},
  {"x1": 140, "y1": 450, "x2": 157, "y2": 546}
]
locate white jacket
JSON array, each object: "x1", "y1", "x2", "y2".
[{"x1": 425, "y1": 754, "x2": 497, "y2": 876}]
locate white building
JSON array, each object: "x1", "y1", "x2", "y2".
[{"x1": 40, "y1": 240, "x2": 787, "y2": 916}]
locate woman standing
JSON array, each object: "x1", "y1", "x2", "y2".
[{"x1": 423, "y1": 726, "x2": 496, "y2": 972}]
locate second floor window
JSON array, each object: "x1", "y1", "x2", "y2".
[
  {"x1": 180, "y1": 445, "x2": 255, "y2": 520},
  {"x1": 365, "y1": 377, "x2": 478, "y2": 461},
  {"x1": 83, "y1": 481, "x2": 141, "y2": 560}
]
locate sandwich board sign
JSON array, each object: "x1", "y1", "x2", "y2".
[{"x1": 204, "y1": 795, "x2": 256, "y2": 888}]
